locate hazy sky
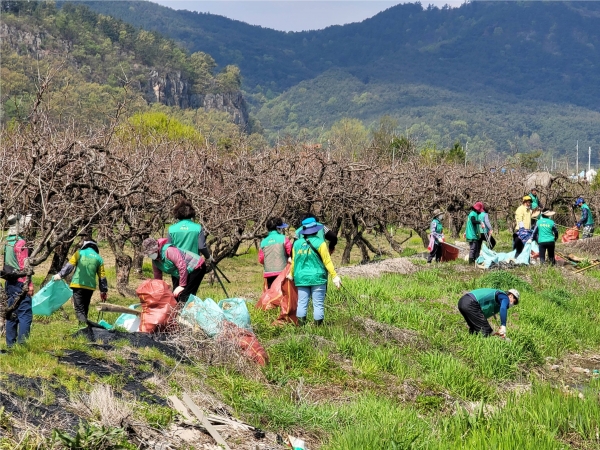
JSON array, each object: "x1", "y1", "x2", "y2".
[{"x1": 152, "y1": 1, "x2": 465, "y2": 32}]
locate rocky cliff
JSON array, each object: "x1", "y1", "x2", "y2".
[{"x1": 145, "y1": 70, "x2": 248, "y2": 128}]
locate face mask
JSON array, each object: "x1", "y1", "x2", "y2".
[{"x1": 148, "y1": 252, "x2": 158, "y2": 260}]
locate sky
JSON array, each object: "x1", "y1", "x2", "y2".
[{"x1": 152, "y1": 1, "x2": 465, "y2": 32}]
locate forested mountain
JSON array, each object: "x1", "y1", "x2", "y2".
[
  {"x1": 1, "y1": 1, "x2": 247, "y2": 129},
  {"x1": 78, "y1": 1, "x2": 600, "y2": 162}
]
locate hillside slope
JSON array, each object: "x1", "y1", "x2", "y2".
[{"x1": 79, "y1": 1, "x2": 600, "y2": 158}]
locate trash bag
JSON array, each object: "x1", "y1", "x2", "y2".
[
  {"x1": 218, "y1": 298, "x2": 252, "y2": 331},
  {"x1": 31, "y1": 279, "x2": 73, "y2": 316},
  {"x1": 515, "y1": 242, "x2": 533, "y2": 265},
  {"x1": 217, "y1": 321, "x2": 269, "y2": 366},
  {"x1": 476, "y1": 243, "x2": 516, "y2": 269},
  {"x1": 255, "y1": 264, "x2": 298, "y2": 325},
  {"x1": 562, "y1": 227, "x2": 579, "y2": 243},
  {"x1": 114, "y1": 304, "x2": 141, "y2": 332},
  {"x1": 180, "y1": 295, "x2": 227, "y2": 337},
  {"x1": 136, "y1": 279, "x2": 177, "y2": 333}
]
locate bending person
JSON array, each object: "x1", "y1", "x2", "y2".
[
  {"x1": 142, "y1": 237, "x2": 207, "y2": 304},
  {"x1": 457, "y1": 288, "x2": 520, "y2": 337},
  {"x1": 259, "y1": 217, "x2": 292, "y2": 289}
]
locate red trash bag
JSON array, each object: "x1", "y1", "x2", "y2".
[
  {"x1": 562, "y1": 227, "x2": 579, "y2": 243},
  {"x1": 136, "y1": 279, "x2": 178, "y2": 333},
  {"x1": 256, "y1": 264, "x2": 298, "y2": 325},
  {"x1": 440, "y1": 242, "x2": 459, "y2": 262},
  {"x1": 217, "y1": 321, "x2": 269, "y2": 366}
]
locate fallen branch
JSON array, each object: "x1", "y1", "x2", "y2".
[{"x1": 96, "y1": 303, "x2": 141, "y2": 315}]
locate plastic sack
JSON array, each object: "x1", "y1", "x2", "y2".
[
  {"x1": 218, "y1": 298, "x2": 252, "y2": 331},
  {"x1": 255, "y1": 264, "x2": 298, "y2": 325},
  {"x1": 515, "y1": 242, "x2": 533, "y2": 265},
  {"x1": 562, "y1": 227, "x2": 579, "y2": 243},
  {"x1": 32, "y1": 279, "x2": 73, "y2": 316},
  {"x1": 114, "y1": 304, "x2": 141, "y2": 332},
  {"x1": 180, "y1": 295, "x2": 226, "y2": 337},
  {"x1": 136, "y1": 279, "x2": 177, "y2": 333},
  {"x1": 217, "y1": 321, "x2": 269, "y2": 366},
  {"x1": 476, "y1": 243, "x2": 516, "y2": 269}
]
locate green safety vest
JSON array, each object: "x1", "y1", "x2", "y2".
[
  {"x1": 260, "y1": 231, "x2": 287, "y2": 274},
  {"x1": 471, "y1": 288, "x2": 504, "y2": 318},
  {"x1": 3, "y1": 235, "x2": 21, "y2": 270},
  {"x1": 168, "y1": 219, "x2": 202, "y2": 254},
  {"x1": 71, "y1": 247, "x2": 104, "y2": 290},
  {"x1": 465, "y1": 211, "x2": 480, "y2": 242},
  {"x1": 582, "y1": 204, "x2": 594, "y2": 226},
  {"x1": 153, "y1": 244, "x2": 195, "y2": 278},
  {"x1": 536, "y1": 217, "x2": 556, "y2": 243},
  {"x1": 477, "y1": 212, "x2": 490, "y2": 233},
  {"x1": 431, "y1": 219, "x2": 443, "y2": 234},
  {"x1": 292, "y1": 235, "x2": 328, "y2": 287}
]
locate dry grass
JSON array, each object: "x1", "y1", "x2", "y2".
[
  {"x1": 70, "y1": 384, "x2": 132, "y2": 428},
  {"x1": 337, "y1": 257, "x2": 417, "y2": 278}
]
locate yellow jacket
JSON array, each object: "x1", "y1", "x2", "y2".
[{"x1": 515, "y1": 205, "x2": 532, "y2": 231}]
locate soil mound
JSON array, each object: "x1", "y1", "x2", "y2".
[
  {"x1": 564, "y1": 235, "x2": 600, "y2": 256},
  {"x1": 337, "y1": 257, "x2": 417, "y2": 278}
]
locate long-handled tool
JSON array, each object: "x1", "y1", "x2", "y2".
[
  {"x1": 211, "y1": 263, "x2": 230, "y2": 298},
  {"x1": 573, "y1": 261, "x2": 600, "y2": 274},
  {"x1": 212, "y1": 263, "x2": 231, "y2": 284}
]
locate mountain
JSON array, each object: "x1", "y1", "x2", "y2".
[
  {"x1": 27, "y1": 2, "x2": 600, "y2": 159},
  {"x1": 1, "y1": 1, "x2": 248, "y2": 128}
]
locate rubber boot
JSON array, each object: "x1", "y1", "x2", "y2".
[
  {"x1": 314, "y1": 319, "x2": 323, "y2": 327},
  {"x1": 468, "y1": 258, "x2": 475, "y2": 265},
  {"x1": 297, "y1": 317, "x2": 307, "y2": 327}
]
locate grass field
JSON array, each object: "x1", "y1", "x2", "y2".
[{"x1": 2, "y1": 231, "x2": 600, "y2": 449}]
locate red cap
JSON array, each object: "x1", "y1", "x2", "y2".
[{"x1": 473, "y1": 202, "x2": 484, "y2": 213}]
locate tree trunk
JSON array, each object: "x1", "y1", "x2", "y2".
[
  {"x1": 107, "y1": 236, "x2": 136, "y2": 297},
  {"x1": 341, "y1": 227, "x2": 354, "y2": 265},
  {"x1": 131, "y1": 235, "x2": 145, "y2": 279},
  {"x1": 377, "y1": 221, "x2": 404, "y2": 254},
  {"x1": 44, "y1": 232, "x2": 78, "y2": 284}
]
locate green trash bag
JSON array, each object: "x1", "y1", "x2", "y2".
[
  {"x1": 180, "y1": 296, "x2": 226, "y2": 337},
  {"x1": 218, "y1": 298, "x2": 252, "y2": 332},
  {"x1": 32, "y1": 279, "x2": 73, "y2": 316},
  {"x1": 114, "y1": 304, "x2": 141, "y2": 332}
]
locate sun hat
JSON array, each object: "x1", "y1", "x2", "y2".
[
  {"x1": 298, "y1": 219, "x2": 324, "y2": 235},
  {"x1": 541, "y1": 210, "x2": 555, "y2": 217},
  {"x1": 277, "y1": 222, "x2": 289, "y2": 229},
  {"x1": 141, "y1": 237, "x2": 159, "y2": 256},
  {"x1": 473, "y1": 202, "x2": 484, "y2": 213},
  {"x1": 508, "y1": 289, "x2": 520, "y2": 303},
  {"x1": 432, "y1": 209, "x2": 443, "y2": 219}
]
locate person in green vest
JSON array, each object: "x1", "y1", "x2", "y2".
[
  {"x1": 479, "y1": 206, "x2": 496, "y2": 250},
  {"x1": 288, "y1": 220, "x2": 341, "y2": 326},
  {"x1": 575, "y1": 196, "x2": 595, "y2": 239},
  {"x1": 259, "y1": 217, "x2": 292, "y2": 289},
  {"x1": 427, "y1": 209, "x2": 445, "y2": 263},
  {"x1": 2, "y1": 214, "x2": 34, "y2": 347},
  {"x1": 54, "y1": 239, "x2": 108, "y2": 325},
  {"x1": 457, "y1": 288, "x2": 520, "y2": 337},
  {"x1": 532, "y1": 210, "x2": 559, "y2": 265},
  {"x1": 465, "y1": 202, "x2": 484, "y2": 264},
  {"x1": 294, "y1": 214, "x2": 338, "y2": 253},
  {"x1": 167, "y1": 198, "x2": 213, "y2": 262},
  {"x1": 529, "y1": 188, "x2": 543, "y2": 228},
  {"x1": 141, "y1": 237, "x2": 207, "y2": 305}
]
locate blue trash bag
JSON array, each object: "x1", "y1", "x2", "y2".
[
  {"x1": 114, "y1": 304, "x2": 141, "y2": 332},
  {"x1": 218, "y1": 298, "x2": 252, "y2": 331},
  {"x1": 515, "y1": 242, "x2": 533, "y2": 265},
  {"x1": 32, "y1": 279, "x2": 73, "y2": 316},
  {"x1": 180, "y1": 296, "x2": 226, "y2": 337}
]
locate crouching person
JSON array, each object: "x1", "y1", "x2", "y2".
[
  {"x1": 457, "y1": 288, "x2": 520, "y2": 337},
  {"x1": 288, "y1": 220, "x2": 341, "y2": 326},
  {"x1": 54, "y1": 240, "x2": 108, "y2": 325},
  {"x1": 141, "y1": 237, "x2": 207, "y2": 305}
]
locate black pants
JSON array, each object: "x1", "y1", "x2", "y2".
[
  {"x1": 457, "y1": 294, "x2": 493, "y2": 336},
  {"x1": 72, "y1": 288, "x2": 94, "y2": 324},
  {"x1": 173, "y1": 265, "x2": 208, "y2": 304},
  {"x1": 468, "y1": 239, "x2": 482, "y2": 263},
  {"x1": 427, "y1": 242, "x2": 442, "y2": 263},
  {"x1": 513, "y1": 233, "x2": 524, "y2": 257},
  {"x1": 538, "y1": 241, "x2": 555, "y2": 265}
]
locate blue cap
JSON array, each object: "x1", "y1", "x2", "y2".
[
  {"x1": 301, "y1": 218, "x2": 316, "y2": 227},
  {"x1": 277, "y1": 223, "x2": 289, "y2": 229}
]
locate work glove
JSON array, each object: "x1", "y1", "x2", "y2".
[
  {"x1": 287, "y1": 257, "x2": 292, "y2": 264},
  {"x1": 207, "y1": 256, "x2": 215, "y2": 266},
  {"x1": 100, "y1": 292, "x2": 108, "y2": 302},
  {"x1": 286, "y1": 273, "x2": 294, "y2": 281},
  {"x1": 173, "y1": 286, "x2": 184, "y2": 298},
  {"x1": 498, "y1": 326, "x2": 506, "y2": 337},
  {"x1": 332, "y1": 276, "x2": 342, "y2": 289},
  {"x1": 526, "y1": 239, "x2": 532, "y2": 244},
  {"x1": 53, "y1": 274, "x2": 61, "y2": 281}
]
